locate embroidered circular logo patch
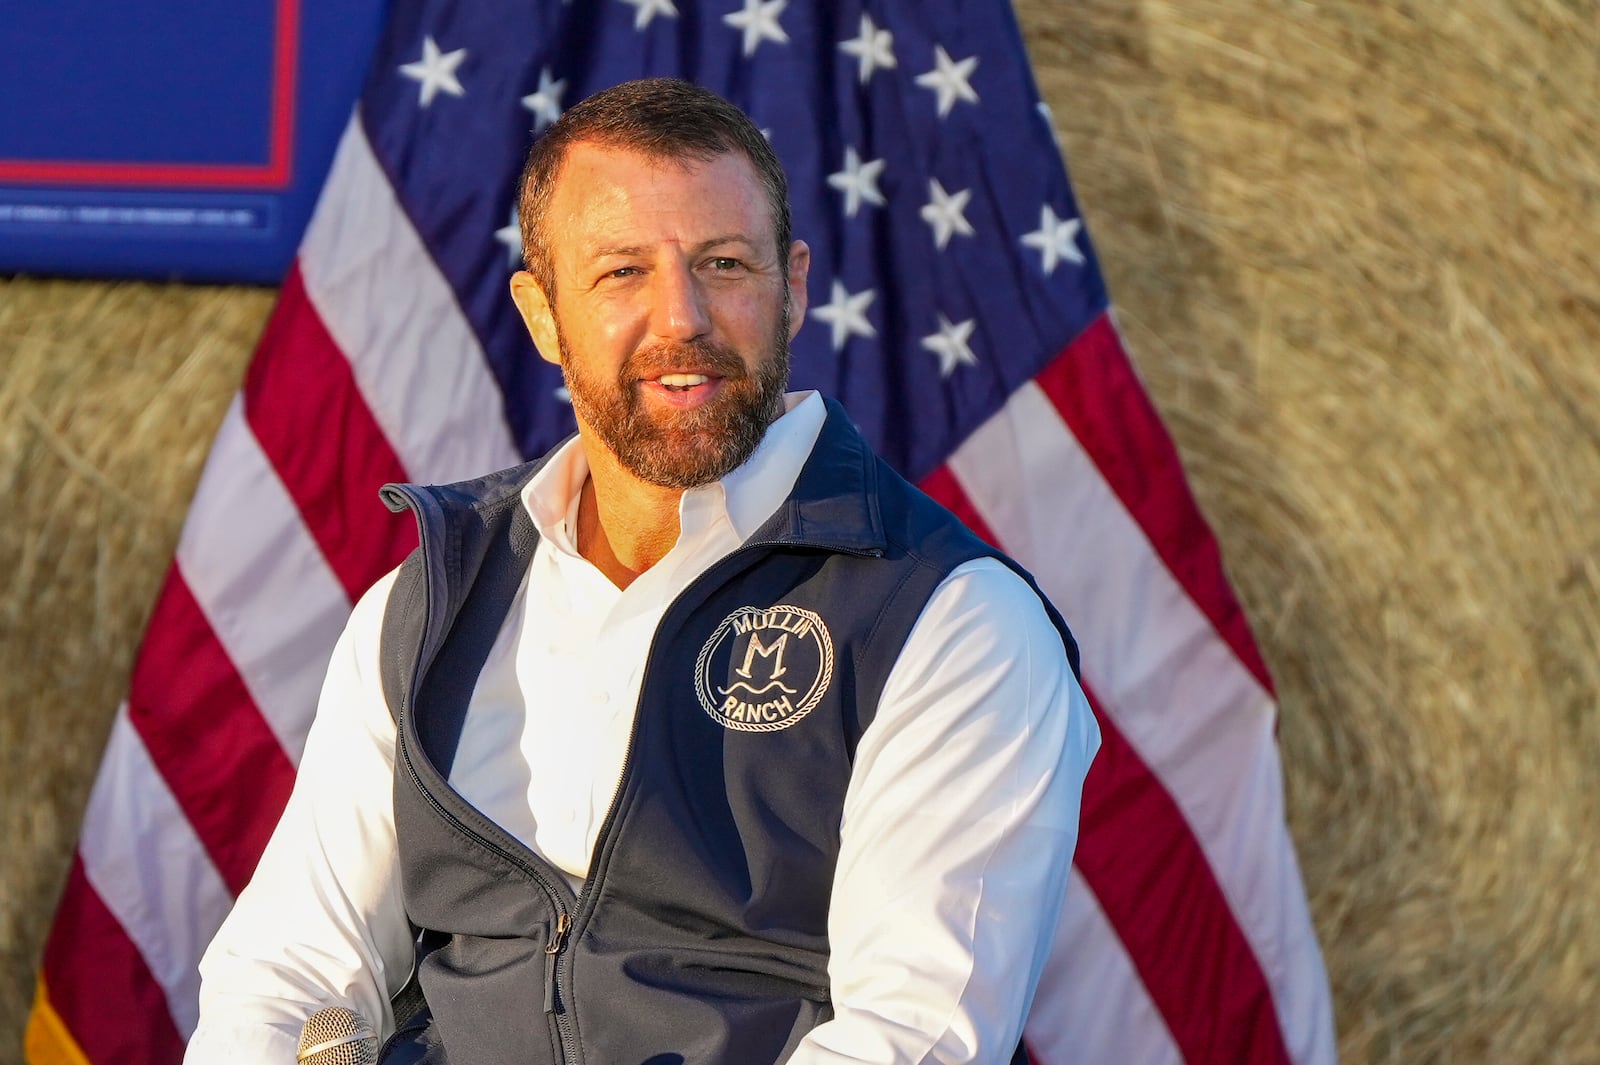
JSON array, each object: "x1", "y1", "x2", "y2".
[{"x1": 695, "y1": 605, "x2": 835, "y2": 732}]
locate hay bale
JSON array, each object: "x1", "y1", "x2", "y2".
[
  {"x1": 1015, "y1": 0, "x2": 1600, "y2": 1059},
  {"x1": 3, "y1": 1, "x2": 1599, "y2": 1061}
]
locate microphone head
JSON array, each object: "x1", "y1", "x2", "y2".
[{"x1": 296, "y1": 1005, "x2": 379, "y2": 1064}]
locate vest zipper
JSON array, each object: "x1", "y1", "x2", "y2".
[{"x1": 543, "y1": 912, "x2": 573, "y2": 1013}]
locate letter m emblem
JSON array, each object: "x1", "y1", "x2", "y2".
[{"x1": 736, "y1": 632, "x2": 789, "y2": 682}]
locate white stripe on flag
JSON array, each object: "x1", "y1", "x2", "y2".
[
  {"x1": 299, "y1": 114, "x2": 522, "y2": 484},
  {"x1": 949, "y1": 381, "x2": 1333, "y2": 1059},
  {"x1": 176, "y1": 395, "x2": 353, "y2": 762},
  {"x1": 78, "y1": 709, "x2": 233, "y2": 1039},
  {"x1": 1027, "y1": 869, "x2": 1183, "y2": 1065}
]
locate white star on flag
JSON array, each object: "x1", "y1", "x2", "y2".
[
  {"x1": 920, "y1": 179, "x2": 974, "y2": 249},
  {"x1": 399, "y1": 36, "x2": 468, "y2": 108},
  {"x1": 1021, "y1": 204, "x2": 1085, "y2": 275},
  {"x1": 494, "y1": 208, "x2": 522, "y2": 268},
  {"x1": 810, "y1": 280, "x2": 877, "y2": 351},
  {"x1": 521, "y1": 68, "x2": 567, "y2": 132},
  {"x1": 826, "y1": 147, "x2": 886, "y2": 218},
  {"x1": 838, "y1": 13, "x2": 896, "y2": 83},
  {"x1": 914, "y1": 45, "x2": 979, "y2": 118},
  {"x1": 724, "y1": 0, "x2": 789, "y2": 56},
  {"x1": 619, "y1": 0, "x2": 678, "y2": 30},
  {"x1": 922, "y1": 314, "x2": 979, "y2": 377}
]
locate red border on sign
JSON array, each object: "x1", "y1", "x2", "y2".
[{"x1": 0, "y1": 0, "x2": 299, "y2": 189}]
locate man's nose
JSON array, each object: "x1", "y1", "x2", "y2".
[{"x1": 650, "y1": 259, "x2": 711, "y2": 342}]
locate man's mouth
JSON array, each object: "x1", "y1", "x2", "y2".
[{"x1": 656, "y1": 373, "x2": 712, "y2": 392}]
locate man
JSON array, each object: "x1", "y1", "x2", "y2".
[{"x1": 186, "y1": 78, "x2": 1099, "y2": 1065}]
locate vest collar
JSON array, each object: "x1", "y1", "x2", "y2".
[{"x1": 749, "y1": 397, "x2": 887, "y2": 556}]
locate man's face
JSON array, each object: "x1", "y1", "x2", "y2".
[{"x1": 513, "y1": 141, "x2": 810, "y2": 489}]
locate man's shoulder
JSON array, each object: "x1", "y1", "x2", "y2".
[
  {"x1": 866, "y1": 452, "x2": 996, "y2": 568},
  {"x1": 858, "y1": 455, "x2": 1082, "y2": 678},
  {"x1": 387, "y1": 452, "x2": 553, "y2": 516}
]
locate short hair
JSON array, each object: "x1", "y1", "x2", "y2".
[{"x1": 516, "y1": 78, "x2": 791, "y2": 298}]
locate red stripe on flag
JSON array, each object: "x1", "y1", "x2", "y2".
[
  {"x1": 244, "y1": 263, "x2": 418, "y2": 601},
  {"x1": 39, "y1": 856, "x2": 186, "y2": 1065},
  {"x1": 1037, "y1": 317, "x2": 1275, "y2": 693},
  {"x1": 127, "y1": 568, "x2": 297, "y2": 895},
  {"x1": 1076, "y1": 679, "x2": 1292, "y2": 1065}
]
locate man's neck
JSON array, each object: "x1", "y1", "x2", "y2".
[{"x1": 575, "y1": 443, "x2": 684, "y2": 590}]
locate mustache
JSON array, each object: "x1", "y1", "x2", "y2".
[{"x1": 622, "y1": 338, "x2": 749, "y2": 382}]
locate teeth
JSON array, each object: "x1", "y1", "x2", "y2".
[{"x1": 658, "y1": 373, "x2": 710, "y2": 388}]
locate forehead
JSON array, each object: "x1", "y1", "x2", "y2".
[{"x1": 546, "y1": 141, "x2": 773, "y2": 255}]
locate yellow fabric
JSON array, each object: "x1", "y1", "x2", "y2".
[{"x1": 24, "y1": 978, "x2": 92, "y2": 1065}]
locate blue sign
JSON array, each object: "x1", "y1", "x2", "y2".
[{"x1": 0, "y1": 0, "x2": 389, "y2": 282}]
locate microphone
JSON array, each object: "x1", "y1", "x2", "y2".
[{"x1": 296, "y1": 1006, "x2": 379, "y2": 1064}]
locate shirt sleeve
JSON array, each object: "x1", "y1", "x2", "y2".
[
  {"x1": 785, "y1": 558, "x2": 1100, "y2": 1065},
  {"x1": 183, "y1": 568, "x2": 414, "y2": 1064}
]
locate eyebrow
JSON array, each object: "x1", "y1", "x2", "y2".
[{"x1": 588, "y1": 234, "x2": 759, "y2": 261}]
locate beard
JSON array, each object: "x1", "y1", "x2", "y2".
[{"x1": 557, "y1": 309, "x2": 791, "y2": 490}]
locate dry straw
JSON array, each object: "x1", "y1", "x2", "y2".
[
  {"x1": 1018, "y1": 0, "x2": 1600, "y2": 1059},
  {"x1": 3, "y1": 1, "x2": 1599, "y2": 1061}
]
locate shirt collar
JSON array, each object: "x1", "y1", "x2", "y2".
[{"x1": 520, "y1": 391, "x2": 827, "y2": 555}]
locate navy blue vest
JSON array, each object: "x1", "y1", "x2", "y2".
[{"x1": 377, "y1": 399, "x2": 1079, "y2": 1065}]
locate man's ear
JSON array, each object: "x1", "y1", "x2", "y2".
[
  {"x1": 510, "y1": 271, "x2": 561, "y2": 365},
  {"x1": 785, "y1": 239, "x2": 810, "y2": 341}
]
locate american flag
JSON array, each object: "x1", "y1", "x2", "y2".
[{"x1": 26, "y1": 2, "x2": 1335, "y2": 1063}]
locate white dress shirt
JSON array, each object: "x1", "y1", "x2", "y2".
[{"x1": 186, "y1": 392, "x2": 1100, "y2": 1064}]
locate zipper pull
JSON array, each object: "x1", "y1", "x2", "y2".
[{"x1": 543, "y1": 912, "x2": 573, "y2": 1014}]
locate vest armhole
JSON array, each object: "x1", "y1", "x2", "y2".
[{"x1": 379, "y1": 551, "x2": 426, "y2": 725}]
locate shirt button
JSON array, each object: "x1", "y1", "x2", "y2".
[{"x1": 591, "y1": 690, "x2": 610, "y2": 705}]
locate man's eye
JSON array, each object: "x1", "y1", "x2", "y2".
[{"x1": 709, "y1": 257, "x2": 741, "y2": 271}]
